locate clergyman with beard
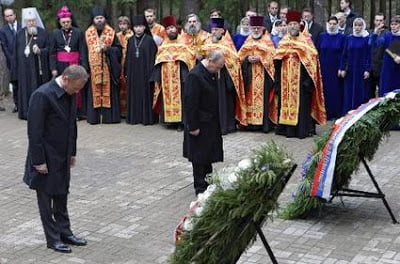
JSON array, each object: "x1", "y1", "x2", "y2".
[
  {"x1": 201, "y1": 18, "x2": 247, "y2": 135},
  {"x1": 13, "y1": 7, "x2": 51, "y2": 120},
  {"x1": 272, "y1": 11, "x2": 326, "y2": 139},
  {"x1": 151, "y1": 16, "x2": 196, "y2": 130},
  {"x1": 84, "y1": 6, "x2": 122, "y2": 125},
  {"x1": 238, "y1": 16, "x2": 276, "y2": 133},
  {"x1": 124, "y1": 15, "x2": 158, "y2": 125},
  {"x1": 181, "y1": 13, "x2": 209, "y2": 61}
]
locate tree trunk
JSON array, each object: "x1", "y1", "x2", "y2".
[{"x1": 183, "y1": 0, "x2": 200, "y2": 14}]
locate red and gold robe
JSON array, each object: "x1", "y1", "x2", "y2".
[
  {"x1": 180, "y1": 30, "x2": 209, "y2": 57},
  {"x1": 153, "y1": 37, "x2": 196, "y2": 122},
  {"x1": 271, "y1": 33, "x2": 326, "y2": 126},
  {"x1": 238, "y1": 33, "x2": 275, "y2": 125},
  {"x1": 85, "y1": 24, "x2": 115, "y2": 108},
  {"x1": 201, "y1": 33, "x2": 247, "y2": 125},
  {"x1": 150, "y1": 23, "x2": 166, "y2": 45},
  {"x1": 116, "y1": 29, "x2": 134, "y2": 116}
]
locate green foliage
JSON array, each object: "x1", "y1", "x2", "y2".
[
  {"x1": 281, "y1": 94, "x2": 400, "y2": 220},
  {"x1": 170, "y1": 141, "x2": 295, "y2": 264}
]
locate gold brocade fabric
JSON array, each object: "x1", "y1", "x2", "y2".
[
  {"x1": 153, "y1": 38, "x2": 196, "y2": 122},
  {"x1": 85, "y1": 24, "x2": 115, "y2": 108},
  {"x1": 271, "y1": 33, "x2": 326, "y2": 126},
  {"x1": 116, "y1": 30, "x2": 133, "y2": 116},
  {"x1": 238, "y1": 34, "x2": 276, "y2": 125},
  {"x1": 180, "y1": 30, "x2": 209, "y2": 57},
  {"x1": 201, "y1": 34, "x2": 247, "y2": 125},
  {"x1": 151, "y1": 23, "x2": 166, "y2": 42}
]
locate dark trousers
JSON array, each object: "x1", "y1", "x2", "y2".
[
  {"x1": 192, "y1": 163, "x2": 212, "y2": 195},
  {"x1": 11, "y1": 81, "x2": 18, "y2": 107},
  {"x1": 36, "y1": 191, "x2": 73, "y2": 244}
]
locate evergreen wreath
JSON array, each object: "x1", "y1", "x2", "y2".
[
  {"x1": 171, "y1": 142, "x2": 296, "y2": 264},
  {"x1": 281, "y1": 93, "x2": 400, "y2": 220}
]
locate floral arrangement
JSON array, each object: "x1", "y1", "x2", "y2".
[
  {"x1": 171, "y1": 142, "x2": 296, "y2": 264},
  {"x1": 281, "y1": 91, "x2": 400, "y2": 219}
]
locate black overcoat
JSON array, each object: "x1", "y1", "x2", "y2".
[
  {"x1": 23, "y1": 80, "x2": 77, "y2": 195},
  {"x1": 183, "y1": 62, "x2": 223, "y2": 164}
]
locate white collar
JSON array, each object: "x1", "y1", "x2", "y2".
[{"x1": 55, "y1": 76, "x2": 63, "y2": 88}]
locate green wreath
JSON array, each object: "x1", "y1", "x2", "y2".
[
  {"x1": 171, "y1": 142, "x2": 295, "y2": 263},
  {"x1": 281, "y1": 93, "x2": 400, "y2": 220}
]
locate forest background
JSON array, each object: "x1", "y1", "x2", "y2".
[{"x1": 0, "y1": 0, "x2": 399, "y2": 34}]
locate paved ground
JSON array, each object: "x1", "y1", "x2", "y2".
[{"x1": 1, "y1": 100, "x2": 400, "y2": 264}]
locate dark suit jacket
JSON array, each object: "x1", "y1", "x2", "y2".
[
  {"x1": 308, "y1": 22, "x2": 324, "y2": 44},
  {"x1": 23, "y1": 79, "x2": 77, "y2": 195},
  {"x1": 264, "y1": 14, "x2": 280, "y2": 33},
  {"x1": 0, "y1": 22, "x2": 21, "y2": 55}
]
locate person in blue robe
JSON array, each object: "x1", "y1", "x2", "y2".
[
  {"x1": 369, "y1": 15, "x2": 400, "y2": 97},
  {"x1": 317, "y1": 16, "x2": 346, "y2": 120},
  {"x1": 339, "y1": 18, "x2": 371, "y2": 115},
  {"x1": 233, "y1": 17, "x2": 250, "y2": 50},
  {"x1": 271, "y1": 20, "x2": 287, "y2": 47}
]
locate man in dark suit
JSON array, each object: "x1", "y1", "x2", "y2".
[
  {"x1": 183, "y1": 50, "x2": 225, "y2": 195},
  {"x1": 23, "y1": 65, "x2": 88, "y2": 253},
  {"x1": 264, "y1": 1, "x2": 280, "y2": 33},
  {"x1": 0, "y1": 8, "x2": 21, "y2": 113},
  {"x1": 302, "y1": 8, "x2": 323, "y2": 44}
]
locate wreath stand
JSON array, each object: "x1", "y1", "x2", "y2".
[
  {"x1": 191, "y1": 164, "x2": 297, "y2": 264},
  {"x1": 329, "y1": 156, "x2": 398, "y2": 224}
]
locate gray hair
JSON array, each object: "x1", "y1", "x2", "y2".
[
  {"x1": 207, "y1": 50, "x2": 224, "y2": 62},
  {"x1": 62, "y1": 65, "x2": 89, "y2": 81}
]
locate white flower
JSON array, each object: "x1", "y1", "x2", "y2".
[
  {"x1": 227, "y1": 172, "x2": 238, "y2": 184},
  {"x1": 197, "y1": 193, "x2": 206, "y2": 204},
  {"x1": 182, "y1": 218, "x2": 193, "y2": 231},
  {"x1": 206, "y1": 184, "x2": 217, "y2": 193},
  {"x1": 189, "y1": 201, "x2": 198, "y2": 210},
  {"x1": 282, "y1": 158, "x2": 292, "y2": 165},
  {"x1": 194, "y1": 206, "x2": 204, "y2": 217},
  {"x1": 237, "y1": 158, "x2": 252, "y2": 170}
]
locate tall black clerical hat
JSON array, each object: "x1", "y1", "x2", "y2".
[
  {"x1": 210, "y1": 18, "x2": 224, "y2": 29},
  {"x1": 91, "y1": 6, "x2": 107, "y2": 20},
  {"x1": 131, "y1": 15, "x2": 147, "y2": 26}
]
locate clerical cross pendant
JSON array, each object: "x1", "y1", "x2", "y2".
[
  {"x1": 65, "y1": 45, "x2": 71, "y2": 52},
  {"x1": 135, "y1": 48, "x2": 140, "y2": 58}
]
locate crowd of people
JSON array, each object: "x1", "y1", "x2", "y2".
[
  {"x1": 1, "y1": 1, "x2": 399, "y2": 253},
  {"x1": 0, "y1": 0, "x2": 399, "y2": 138}
]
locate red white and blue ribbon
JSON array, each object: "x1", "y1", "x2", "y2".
[{"x1": 310, "y1": 98, "x2": 385, "y2": 199}]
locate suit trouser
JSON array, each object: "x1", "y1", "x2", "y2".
[
  {"x1": 192, "y1": 163, "x2": 212, "y2": 195},
  {"x1": 11, "y1": 81, "x2": 18, "y2": 107},
  {"x1": 36, "y1": 191, "x2": 73, "y2": 244}
]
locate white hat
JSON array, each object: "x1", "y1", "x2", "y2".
[{"x1": 21, "y1": 7, "x2": 45, "y2": 29}]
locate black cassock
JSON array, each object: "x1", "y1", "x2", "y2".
[
  {"x1": 13, "y1": 27, "x2": 50, "y2": 120},
  {"x1": 218, "y1": 67, "x2": 236, "y2": 135},
  {"x1": 125, "y1": 34, "x2": 157, "y2": 125},
  {"x1": 49, "y1": 26, "x2": 88, "y2": 117},
  {"x1": 150, "y1": 61, "x2": 189, "y2": 124},
  {"x1": 49, "y1": 27, "x2": 88, "y2": 73},
  {"x1": 183, "y1": 63, "x2": 223, "y2": 164},
  {"x1": 86, "y1": 34, "x2": 122, "y2": 124},
  {"x1": 241, "y1": 58, "x2": 274, "y2": 132},
  {"x1": 274, "y1": 60, "x2": 315, "y2": 139}
]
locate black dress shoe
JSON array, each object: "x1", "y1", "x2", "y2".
[
  {"x1": 12, "y1": 106, "x2": 18, "y2": 113},
  {"x1": 61, "y1": 235, "x2": 87, "y2": 246},
  {"x1": 47, "y1": 241, "x2": 72, "y2": 253}
]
